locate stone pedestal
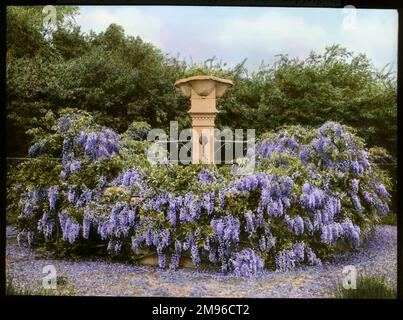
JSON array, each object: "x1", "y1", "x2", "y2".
[{"x1": 174, "y1": 75, "x2": 233, "y2": 164}]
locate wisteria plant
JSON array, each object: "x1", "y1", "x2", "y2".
[{"x1": 8, "y1": 110, "x2": 392, "y2": 277}]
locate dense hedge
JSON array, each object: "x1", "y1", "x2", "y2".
[{"x1": 8, "y1": 111, "x2": 392, "y2": 277}]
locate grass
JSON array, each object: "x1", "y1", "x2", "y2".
[
  {"x1": 379, "y1": 213, "x2": 397, "y2": 226},
  {"x1": 334, "y1": 274, "x2": 397, "y2": 299},
  {"x1": 6, "y1": 274, "x2": 34, "y2": 296},
  {"x1": 6, "y1": 269, "x2": 76, "y2": 296}
]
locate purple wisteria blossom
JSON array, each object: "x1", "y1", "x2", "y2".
[
  {"x1": 67, "y1": 189, "x2": 77, "y2": 204},
  {"x1": 259, "y1": 236, "x2": 266, "y2": 251},
  {"x1": 59, "y1": 211, "x2": 80, "y2": 244},
  {"x1": 231, "y1": 249, "x2": 264, "y2": 277},
  {"x1": 37, "y1": 211, "x2": 54, "y2": 240},
  {"x1": 78, "y1": 128, "x2": 120, "y2": 160},
  {"x1": 28, "y1": 140, "x2": 46, "y2": 157},
  {"x1": 178, "y1": 193, "x2": 202, "y2": 223},
  {"x1": 211, "y1": 215, "x2": 240, "y2": 246},
  {"x1": 293, "y1": 216, "x2": 304, "y2": 236},
  {"x1": 70, "y1": 160, "x2": 81, "y2": 172},
  {"x1": 300, "y1": 183, "x2": 325, "y2": 209},
  {"x1": 351, "y1": 194, "x2": 363, "y2": 211},
  {"x1": 306, "y1": 247, "x2": 322, "y2": 266},
  {"x1": 304, "y1": 217, "x2": 314, "y2": 235},
  {"x1": 244, "y1": 210, "x2": 258, "y2": 234},
  {"x1": 198, "y1": 169, "x2": 220, "y2": 184},
  {"x1": 294, "y1": 242, "x2": 305, "y2": 261},
  {"x1": 275, "y1": 249, "x2": 296, "y2": 272},
  {"x1": 342, "y1": 219, "x2": 361, "y2": 248},
  {"x1": 167, "y1": 197, "x2": 178, "y2": 227},
  {"x1": 204, "y1": 192, "x2": 216, "y2": 215},
  {"x1": 20, "y1": 191, "x2": 36, "y2": 218},
  {"x1": 363, "y1": 191, "x2": 374, "y2": 205},
  {"x1": 111, "y1": 168, "x2": 145, "y2": 193},
  {"x1": 374, "y1": 195, "x2": 389, "y2": 215},
  {"x1": 83, "y1": 213, "x2": 91, "y2": 239},
  {"x1": 318, "y1": 121, "x2": 343, "y2": 138},
  {"x1": 48, "y1": 186, "x2": 58, "y2": 211},
  {"x1": 374, "y1": 182, "x2": 390, "y2": 199},
  {"x1": 320, "y1": 223, "x2": 344, "y2": 245},
  {"x1": 351, "y1": 159, "x2": 364, "y2": 176},
  {"x1": 169, "y1": 240, "x2": 182, "y2": 270},
  {"x1": 158, "y1": 252, "x2": 167, "y2": 269},
  {"x1": 351, "y1": 179, "x2": 360, "y2": 194},
  {"x1": 191, "y1": 244, "x2": 201, "y2": 266}
]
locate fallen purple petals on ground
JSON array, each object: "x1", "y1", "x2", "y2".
[{"x1": 6, "y1": 225, "x2": 397, "y2": 298}]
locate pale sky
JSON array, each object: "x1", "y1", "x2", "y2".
[{"x1": 75, "y1": 6, "x2": 398, "y2": 72}]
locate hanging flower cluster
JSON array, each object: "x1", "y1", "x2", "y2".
[
  {"x1": 57, "y1": 113, "x2": 121, "y2": 180},
  {"x1": 231, "y1": 249, "x2": 264, "y2": 277},
  {"x1": 77, "y1": 128, "x2": 120, "y2": 161},
  {"x1": 59, "y1": 211, "x2": 80, "y2": 244}
]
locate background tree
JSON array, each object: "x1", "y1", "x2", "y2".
[{"x1": 6, "y1": 7, "x2": 397, "y2": 161}]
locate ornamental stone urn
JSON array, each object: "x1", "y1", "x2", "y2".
[{"x1": 174, "y1": 75, "x2": 233, "y2": 164}]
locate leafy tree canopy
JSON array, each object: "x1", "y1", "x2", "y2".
[{"x1": 6, "y1": 7, "x2": 397, "y2": 162}]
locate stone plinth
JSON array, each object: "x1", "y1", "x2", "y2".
[{"x1": 174, "y1": 75, "x2": 233, "y2": 164}]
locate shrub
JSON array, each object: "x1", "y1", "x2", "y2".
[{"x1": 8, "y1": 112, "x2": 392, "y2": 275}]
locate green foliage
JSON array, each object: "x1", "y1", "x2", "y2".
[
  {"x1": 6, "y1": 6, "x2": 79, "y2": 59},
  {"x1": 379, "y1": 213, "x2": 397, "y2": 226},
  {"x1": 181, "y1": 56, "x2": 245, "y2": 80},
  {"x1": 6, "y1": 17, "x2": 190, "y2": 156},
  {"x1": 334, "y1": 274, "x2": 397, "y2": 299},
  {"x1": 51, "y1": 26, "x2": 89, "y2": 60},
  {"x1": 123, "y1": 121, "x2": 151, "y2": 141},
  {"x1": 6, "y1": 8, "x2": 397, "y2": 162},
  {"x1": 219, "y1": 46, "x2": 396, "y2": 157}
]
